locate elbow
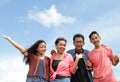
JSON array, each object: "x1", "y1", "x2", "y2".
[{"x1": 71, "y1": 66, "x2": 78, "y2": 74}]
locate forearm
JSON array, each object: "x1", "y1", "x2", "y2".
[
  {"x1": 3, "y1": 35, "x2": 28, "y2": 56},
  {"x1": 86, "y1": 60, "x2": 93, "y2": 71},
  {"x1": 72, "y1": 57, "x2": 79, "y2": 73},
  {"x1": 72, "y1": 54, "x2": 84, "y2": 73}
]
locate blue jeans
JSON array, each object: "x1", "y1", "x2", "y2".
[
  {"x1": 50, "y1": 78, "x2": 70, "y2": 82},
  {"x1": 26, "y1": 76, "x2": 47, "y2": 82}
]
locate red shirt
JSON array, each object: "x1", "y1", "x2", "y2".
[{"x1": 88, "y1": 46, "x2": 118, "y2": 82}]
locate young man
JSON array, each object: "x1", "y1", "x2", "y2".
[
  {"x1": 88, "y1": 31, "x2": 119, "y2": 82},
  {"x1": 67, "y1": 34, "x2": 93, "y2": 82}
]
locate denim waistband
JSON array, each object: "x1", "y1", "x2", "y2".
[{"x1": 27, "y1": 76, "x2": 44, "y2": 79}]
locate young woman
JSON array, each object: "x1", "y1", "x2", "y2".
[
  {"x1": 50, "y1": 37, "x2": 83, "y2": 82},
  {"x1": 2, "y1": 34, "x2": 50, "y2": 82},
  {"x1": 87, "y1": 31, "x2": 119, "y2": 82}
]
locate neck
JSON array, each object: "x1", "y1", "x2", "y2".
[
  {"x1": 37, "y1": 53, "x2": 44, "y2": 59},
  {"x1": 95, "y1": 44, "x2": 101, "y2": 49},
  {"x1": 75, "y1": 49, "x2": 83, "y2": 54},
  {"x1": 57, "y1": 52, "x2": 64, "y2": 56},
  {"x1": 54, "y1": 52, "x2": 64, "y2": 60}
]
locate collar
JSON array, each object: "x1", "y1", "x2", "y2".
[{"x1": 75, "y1": 48, "x2": 84, "y2": 54}]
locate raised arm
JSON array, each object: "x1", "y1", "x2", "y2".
[
  {"x1": 72, "y1": 54, "x2": 84, "y2": 73},
  {"x1": 2, "y1": 34, "x2": 28, "y2": 56}
]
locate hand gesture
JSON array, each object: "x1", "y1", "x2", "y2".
[
  {"x1": 112, "y1": 55, "x2": 119, "y2": 66},
  {"x1": 2, "y1": 34, "x2": 10, "y2": 39},
  {"x1": 76, "y1": 53, "x2": 84, "y2": 59},
  {"x1": 50, "y1": 50, "x2": 56, "y2": 55},
  {"x1": 86, "y1": 60, "x2": 93, "y2": 71}
]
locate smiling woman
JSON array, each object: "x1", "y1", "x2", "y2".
[{"x1": 2, "y1": 34, "x2": 50, "y2": 82}]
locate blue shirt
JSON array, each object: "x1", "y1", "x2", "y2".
[{"x1": 36, "y1": 59, "x2": 44, "y2": 78}]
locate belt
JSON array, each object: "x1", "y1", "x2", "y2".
[{"x1": 56, "y1": 75, "x2": 70, "y2": 79}]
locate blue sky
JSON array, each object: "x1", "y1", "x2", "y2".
[{"x1": 0, "y1": 0, "x2": 120, "y2": 81}]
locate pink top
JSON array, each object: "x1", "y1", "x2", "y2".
[
  {"x1": 50, "y1": 53, "x2": 74, "y2": 80},
  {"x1": 88, "y1": 46, "x2": 118, "y2": 82}
]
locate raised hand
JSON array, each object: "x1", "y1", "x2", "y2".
[
  {"x1": 76, "y1": 53, "x2": 84, "y2": 59},
  {"x1": 2, "y1": 34, "x2": 28, "y2": 56},
  {"x1": 50, "y1": 50, "x2": 56, "y2": 55},
  {"x1": 112, "y1": 55, "x2": 119, "y2": 66},
  {"x1": 2, "y1": 34, "x2": 10, "y2": 39}
]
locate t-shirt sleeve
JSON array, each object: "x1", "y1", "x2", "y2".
[{"x1": 106, "y1": 47, "x2": 114, "y2": 60}]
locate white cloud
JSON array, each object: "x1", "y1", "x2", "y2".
[
  {"x1": 27, "y1": 5, "x2": 76, "y2": 28},
  {"x1": 0, "y1": 56, "x2": 28, "y2": 82}
]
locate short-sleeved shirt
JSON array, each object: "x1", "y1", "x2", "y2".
[{"x1": 88, "y1": 46, "x2": 118, "y2": 82}]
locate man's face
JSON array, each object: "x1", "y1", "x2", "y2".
[{"x1": 73, "y1": 37, "x2": 84, "y2": 51}]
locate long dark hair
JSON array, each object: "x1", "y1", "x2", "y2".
[{"x1": 23, "y1": 40, "x2": 46, "y2": 64}]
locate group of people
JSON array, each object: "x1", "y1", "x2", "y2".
[{"x1": 2, "y1": 31, "x2": 119, "y2": 82}]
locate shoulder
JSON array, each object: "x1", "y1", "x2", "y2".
[
  {"x1": 83, "y1": 49, "x2": 89, "y2": 53},
  {"x1": 44, "y1": 56, "x2": 50, "y2": 63},
  {"x1": 64, "y1": 53, "x2": 73, "y2": 60},
  {"x1": 67, "y1": 49, "x2": 75, "y2": 53},
  {"x1": 102, "y1": 46, "x2": 112, "y2": 52},
  {"x1": 65, "y1": 53, "x2": 72, "y2": 57},
  {"x1": 88, "y1": 49, "x2": 95, "y2": 56},
  {"x1": 103, "y1": 46, "x2": 112, "y2": 49},
  {"x1": 28, "y1": 54, "x2": 37, "y2": 58},
  {"x1": 45, "y1": 56, "x2": 50, "y2": 59}
]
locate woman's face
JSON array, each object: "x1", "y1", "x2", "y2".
[
  {"x1": 37, "y1": 42, "x2": 46, "y2": 55},
  {"x1": 56, "y1": 40, "x2": 66, "y2": 54}
]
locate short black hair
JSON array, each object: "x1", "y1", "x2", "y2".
[
  {"x1": 55, "y1": 37, "x2": 67, "y2": 45},
  {"x1": 89, "y1": 31, "x2": 99, "y2": 39},
  {"x1": 73, "y1": 34, "x2": 84, "y2": 41}
]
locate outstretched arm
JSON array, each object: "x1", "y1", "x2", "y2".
[{"x1": 2, "y1": 34, "x2": 28, "y2": 56}]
